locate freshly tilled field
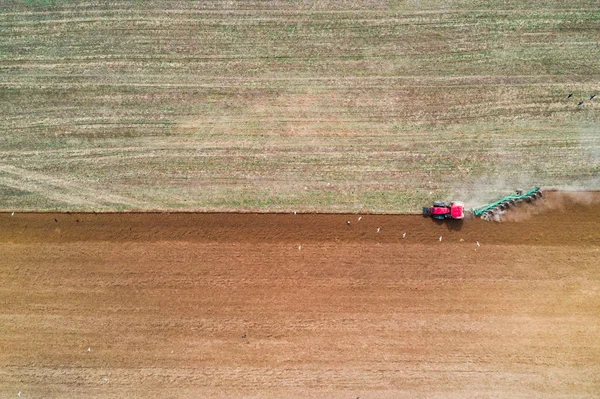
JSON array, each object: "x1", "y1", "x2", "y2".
[{"x1": 1, "y1": 191, "x2": 599, "y2": 398}]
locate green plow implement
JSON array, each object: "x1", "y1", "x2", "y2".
[{"x1": 472, "y1": 187, "x2": 543, "y2": 220}]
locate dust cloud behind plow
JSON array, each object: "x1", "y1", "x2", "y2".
[{"x1": 498, "y1": 190, "x2": 600, "y2": 222}]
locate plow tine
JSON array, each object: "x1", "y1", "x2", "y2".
[{"x1": 472, "y1": 187, "x2": 542, "y2": 221}]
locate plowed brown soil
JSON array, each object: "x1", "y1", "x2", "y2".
[{"x1": 1, "y1": 192, "x2": 599, "y2": 398}]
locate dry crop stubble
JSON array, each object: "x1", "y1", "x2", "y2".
[{"x1": 1, "y1": 2, "x2": 599, "y2": 211}]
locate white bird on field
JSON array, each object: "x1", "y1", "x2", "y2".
[
  {"x1": 402, "y1": 232, "x2": 406, "y2": 239},
  {"x1": 11, "y1": 212, "x2": 14, "y2": 216},
  {"x1": 439, "y1": 236, "x2": 443, "y2": 242},
  {"x1": 88, "y1": 347, "x2": 91, "y2": 352},
  {"x1": 103, "y1": 378, "x2": 109, "y2": 383},
  {"x1": 377, "y1": 227, "x2": 381, "y2": 233},
  {"x1": 358, "y1": 216, "x2": 362, "y2": 222},
  {"x1": 298, "y1": 245, "x2": 302, "y2": 250},
  {"x1": 18, "y1": 392, "x2": 21, "y2": 398},
  {"x1": 476, "y1": 241, "x2": 480, "y2": 247},
  {"x1": 293, "y1": 211, "x2": 296, "y2": 215}
]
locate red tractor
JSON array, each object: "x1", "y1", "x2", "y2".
[{"x1": 423, "y1": 201, "x2": 465, "y2": 220}]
